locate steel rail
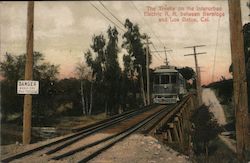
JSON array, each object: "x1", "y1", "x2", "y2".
[
  {"x1": 142, "y1": 95, "x2": 190, "y2": 135},
  {"x1": 77, "y1": 104, "x2": 175, "y2": 163},
  {"x1": 1, "y1": 105, "x2": 155, "y2": 163},
  {"x1": 51, "y1": 105, "x2": 172, "y2": 160},
  {"x1": 45, "y1": 107, "x2": 151, "y2": 155},
  {"x1": 76, "y1": 96, "x2": 192, "y2": 163},
  {"x1": 72, "y1": 104, "x2": 156, "y2": 132}
]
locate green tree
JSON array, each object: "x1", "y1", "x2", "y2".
[
  {"x1": 122, "y1": 19, "x2": 150, "y2": 107},
  {"x1": 84, "y1": 34, "x2": 107, "y2": 115},
  {"x1": 177, "y1": 66, "x2": 195, "y2": 81},
  {"x1": 177, "y1": 66, "x2": 196, "y2": 90},
  {"x1": 0, "y1": 52, "x2": 59, "y2": 81},
  {"x1": 120, "y1": 55, "x2": 136, "y2": 110},
  {"x1": 75, "y1": 63, "x2": 92, "y2": 116},
  {"x1": 104, "y1": 27, "x2": 122, "y2": 115},
  {"x1": 84, "y1": 27, "x2": 123, "y2": 115},
  {"x1": 0, "y1": 52, "x2": 59, "y2": 120},
  {"x1": 122, "y1": 19, "x2": 151, "y2": 78},
  {"x1": 191, "y1": 105, "x2": 221, "y2": 162},
  {"x1": 53, "y1": 78, "x2": 83, "y2": 116},
  {"x1": 243, "y1": 22, "x2": 250, "y2": 113},
  {"x1": 85, "y1": 34, "x2": 106, "y2": 82}
]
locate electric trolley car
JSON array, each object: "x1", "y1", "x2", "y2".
[{"x1": 152, "y1": 65, "x2": 187, "y2": 104}]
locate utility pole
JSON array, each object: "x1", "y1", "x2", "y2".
[
  {"x1": 145, "y1": 35, "x2": 150, "y2": 105},
  {"x1": 228, "y1": 0, "x2": 249, "y2": 162},
  {"x1": 151, "y1": 47, "x2": 173, "y2": 66},
  {"x1": 23, "y1": 1, "x2": 34, "y2": 144},
  {"x1": 184, "y1": 45, "x2": 206, "y2": 106},
  {"x1": 139, "y1": 65, "x2": 147, "y2": 106}
]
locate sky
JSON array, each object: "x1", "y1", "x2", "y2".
[{"x1": 1, "y1": 1, "x2": 249, "y2": 85}]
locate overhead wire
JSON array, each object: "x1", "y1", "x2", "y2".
[
  {"x1": 130, "y1": 1, "x2": 180, "y2": 66},
  {"x1": 96, "y1": 1, "x2": 159, "y2": 63},
  {"x1": 88, "y1": 2, "x2": 126, "y2": 32},
  {"x1": 129, "y1": 2, "x2": 164, "y2": 63},
  {"x1": 90, "y1": 1, "x2": 165, "y2": 63},
  {"x1": 99, "y1": 1, "x2": 124, "y2": 27},
  {"x1": 151, "y1": 43, "x2": 165, "y2": 60},
  {"x1": 211, "y1": 3, "x2": 222, "y2": 83},
  {"x1": 130, "y1": 1, "x2": 164, "y2": 47},
  {"x1": 99, "y1": 1, "x2": 163, "y2": 63}
]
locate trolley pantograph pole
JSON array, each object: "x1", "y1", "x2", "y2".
[{"x1": 151, "y1": 47, "x2": 172, "y2": 66}]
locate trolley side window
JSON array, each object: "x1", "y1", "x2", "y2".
[
  {"x1": 179, "y1": 74, "x2": 184, "y2": 84},
  {"x1": 154, "y1": 75, "x2": 160, "y2": 84},
  {"x1": 161, "y1": 75, "x2": 169, "y2": 84},
  {"x1": 171, "y1": 75, "x2": 177, "y2": 83}
]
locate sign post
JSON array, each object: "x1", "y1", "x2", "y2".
[{"x1": 23, "y1": 1, "x2": 34, "y2": 145}]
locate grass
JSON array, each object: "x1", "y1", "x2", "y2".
[
  {"x1": 193, "y1": 137, "x2": 238, "y2": 163},
  {"x1": 1, "y1": 113, "x2": 108, "y2": 145},
  {"x1": 221, "y1": 102, "x2": 234, "y2": 123},
  {"x1": 55, "y1": 113, "x2": 107, "y2": 129},
  {"x1": 5, "y1": 113, "x2": 21, "y2": 122}
]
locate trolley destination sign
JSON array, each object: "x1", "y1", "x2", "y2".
[{"x1": 17, "y1": 80, "x2": 39, "y2": 94}]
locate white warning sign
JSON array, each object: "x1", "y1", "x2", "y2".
[{"x1": 17, "y1": 80, "x2": 39, "y2": 94}]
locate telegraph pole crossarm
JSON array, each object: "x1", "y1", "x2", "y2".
[
  {"x1": 184, "y1": 52, "x2": 206, "y2": 56},
  {"x1": 151, "y1": 49, "x2": 172, "y2": 53},
  {"x1": 184, "y1": 45, "x2": 206, "y2": 106},
  {"x1": 184, "y1": 45, "x2": 206, "y2": 48}
]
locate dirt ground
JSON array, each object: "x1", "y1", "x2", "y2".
[
  {"x1": 202, "y1": 88, "x2": 238, "y2": 152},
  {"x1": 1, "y1": 114, "x2": 108, "y2": 145},
  {"x1": 89, "y1": 134, "x2": 190, "y2": 163},
  {"x1": 1, "y1": 106, "x2": 190, "y2": 163},
  {"x1": 1, "y1": 133, "x2": 190, "y2": 163}
]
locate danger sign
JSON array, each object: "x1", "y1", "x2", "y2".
[{"x1": 17, "y1": 80, "x2": 39, "y2": 94}]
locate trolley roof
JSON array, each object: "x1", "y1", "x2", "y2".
[{"x1": 154, "y1": 65, "x2": 178, "y2": 73}]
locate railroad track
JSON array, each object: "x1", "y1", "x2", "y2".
[
  {"x1": 1, "y1": 104, "x2": 155, "y2": 163},
  {"x1": 74, "y1": 104, "x2": 176, "y2": 163},
  {"x1": 2, "y1": 97, "x2": 189, "y2": 163}
]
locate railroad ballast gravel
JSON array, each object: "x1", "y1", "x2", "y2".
[{"x1": 1, "y1": 134, "x2": 190, "y2": 163}]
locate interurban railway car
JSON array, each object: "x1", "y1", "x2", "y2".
[{"x1": 152, "y1": 65, "x2": 187, "y2": 104}]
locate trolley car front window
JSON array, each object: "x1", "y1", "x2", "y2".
[
  {"x1": 154, "y1": 76, "x2": 160, "y2": 84},
  {"x1": 161, "y1": 75, "x2": 169, "y2": 84}
]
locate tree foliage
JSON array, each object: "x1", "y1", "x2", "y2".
[
  {"x1": 85, "y1": 34, "x2": 106, "y2": 82},
  {"x1": 243, "y1": 22, "x2": 250, "y2": 77},
  {"x1": 177, "y1": 66, "x2": 195, "y2": 81},
  {"x1": 121, "y1": 19, "x2": 151, "y2": 108},
  {"x1": 75, "y1": 63, "x2": 92, "y2": 115},
  {"x1": 0, "y1": 52, "x2": 59, "y2": 81},
  {"x1": 0, "y1": 52, "x2": 60, "y2": 120},
  {"x1": 104, "y1": 27, "x2": 122, "y2": 115},
  {"x1": 122, "y1": 19, "x2": 150, "y2": 79},
  {"x1": 243, "y1": 20, "x2": 250, "y2": 112},
  {"x1": 84, "y1": 26, "x2": 122, "y2": 115},
  {"x1": 191, "y1": 105, "x2": 221, "y2": 157}
]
